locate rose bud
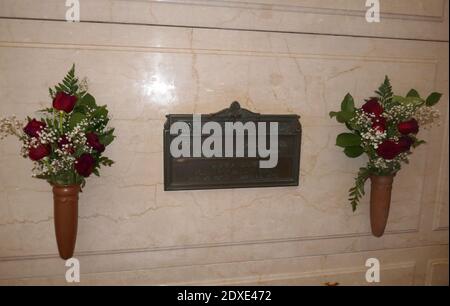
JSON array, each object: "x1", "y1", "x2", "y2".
[
  {"x1": 75, "y1": 153, "x2": 96, "y2": 177},
  {"x1": 398, "y1": 136, "x2": 413, "y2": 152},
  {"x1": 29, "y1": 144, "x2": 50, "y2": 161},
  {"x1": 53, "y1": 92, "x2": 77, "y2": 113},
  {"x1": 86, "y1": 132, "x2": 105, "y2": 153},
  {"x1": 362, "y1": 98, "x2": 383, "y2": 117},
  {"x1": 23, "y1": 119, "x2": 46, "y2": 138},
  {"x1": 397, "y1": 119, "x2": 419, "y2": 135},
  {"x1": 58, "y1": 135, "x2": 75, "y2": 154},
  {"x1": 372, "y1": 117, "x2": 386, "y2": 133},
  {"x1": 376, "y1": 140, "x2": 402, "y2": 160}
]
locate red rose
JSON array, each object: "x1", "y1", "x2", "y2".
[
  {"x1": 397, "y1": 119, "x2": 419, "y2": 135},
  {"x1": 23, "y1": 119, "x2": 46, "y2": 138},
  {"x1": 362, "y1": 98, "x2": 383, "y2": 117},
  {"x1": 376, "y1": 140, "x2": 402, "y2": 160},
  {"x1": 372, "y1": 117, "x2": 386, "y2": 133},
  {"x1": 86, "y1": 132, "x2": 105, "y2": 153},
  {"x1": 58, "y1": 135, "x2": 75, "y2": 154},
  {"x1": 53, "y1": 92, "x2": 77, "y2": 113},
  {"x1": 398, "y1": 136, "x2": 413, "y2": 152},
  {"x1": 75, "y1": 153, "x2": 96, "y2": 177},
  {"x1": 29, "y1": 144, "x2": 50, "y2": 161}
]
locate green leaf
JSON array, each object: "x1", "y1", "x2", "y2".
[
  {"x1": 412, "y1": 139, "x2": 426, "y2": 148},
  {"x1": 79, "y1": 93, "x2": 96, "y2": 108},
  {"x1": 74, "y1": 146, "x2": 85, "y2": 157},
  {"x1": 37, "y1": 107, "x2": 54, "y2": 114},
  {"x1": 392, "y1": 95, "x2": 405, "y2": 104},
  {"x1": 329, "y1": 111, "x2": 339, "y2": 119},
  {"x1": 344, "y1": 146, "x2": 364, "y2": 158},
  {"x1": 99, "y1": 134, "x2": 115, "y2": 146},
  {"x1": 105, "y1": 128, "x2": 115, "y2": 134},
  {"x1": 337, "y1": 111, "x2": 355, "y2": 123},
  {"x1": 406, "y1": 89, "x2": 420, "y2": 98},
  {"x1": 341, "y1": 93, "x2": 355, "y2": 113},
  {"x1": 392, "y1": 95, "x2": 424, "y2": 107},
  {"x1": 336, "y1": 133, "x2": 362, "y2": 148},
  {"x1": 68, "y1": 112, "x2": 86, "y2": 129},
  {"x1": 93, "y1": 105, "x2": 108, "y2": 118},
  {"x1": 330, "y1": 111, "x2": 353, "y2": 123},
  {"x1": 330, "y1": 94, "x2": 355, "y2": 123},
  {"x1": 399, "y1": 96, "x2": 424, "y2": 106},
  {"x1": 45, "y1": 118, "x2": 53, "y2": 127},
  {"x1": 99, "y1": 156, "x2": 114, "y2": 167},
  {"x1": 74, "y1": 93, "x2": 96, "y2": 114},
  {"x1": 426, "y1": 92, "x2": 442, "y2": 106}
]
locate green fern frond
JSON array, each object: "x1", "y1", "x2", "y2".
[
  {"x1": 349, "y1": 167, "x2": 370, "y2": 211},
  {"x1": 52, "y1": 64, "x2": 79, "y2": 96},
  {"x1": 375, "y1": 76, "x2": 394, "y2": 107}
]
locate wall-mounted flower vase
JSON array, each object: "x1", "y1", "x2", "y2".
[
  {"x1": 369, "y1": 175, "x2": 395, "y2": 237},
  {"x1": 53, "y1": 184, "x2": 80, "y2": 259}
]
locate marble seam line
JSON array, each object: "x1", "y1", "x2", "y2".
[
  {"x1": 0, "y1": 259, "x2": 419, "y2": 283},
  {"x1": 129, "y1": 0, "x2": 447, "y2": 22},
  {"x1": 2, "y1": 243, "x2": 448, "y2": 282},
  {"x1": 0, "y1": 42, "x2": 441, "y2": 65},
  {"x1": 0, "y1": 228, "x2": 420, "y2": 262},
  {"x1": 0, "y1": 16, "x2": 448, "y2": 43}
]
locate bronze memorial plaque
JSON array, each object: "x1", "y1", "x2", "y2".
[{"x1": 163, "y1": 102, "x2": 301, "y2": 191}]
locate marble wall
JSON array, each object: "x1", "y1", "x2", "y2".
[{"x1": 0, "y1": 0, "x2": 448, "y2": 285}]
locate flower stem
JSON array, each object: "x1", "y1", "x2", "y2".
[
  {"x1": 43, "y1": 158, "x2": 52, "y2": 174},
  {"x1": 59, "y1": 111, "x2": 63, "y2": 133}
]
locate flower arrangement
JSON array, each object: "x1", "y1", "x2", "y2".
[
  {"x1": 330, "y1": 76, "x2": 442, "y2": 211},
  {"x1": 1, "y1": 65, "x2": 115, "y2": 258},
  {"x1": 0, "y1": 65, "x2": 115, "y2": 188}
]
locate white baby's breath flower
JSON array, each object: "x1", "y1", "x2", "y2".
[
  {"x1": 414, "y1": 106, "x2": 441, "y2": 128},
  {"x1": 0, "y1": 116, "x2": 25, "y2": 140},
  {"x1": 79, "y1": 77, "x2": 89, "y2": 93}
]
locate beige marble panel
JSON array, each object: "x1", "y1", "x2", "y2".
[
  {"x1": 433, "y1": 112, "x2": 449, "y2": 231},
  {"x1": 224, "y1": 0, "x2": 446, "y2": 17},
  {"x1": 0, "y1": 22, "x2": 445, "y2": 258},
  {"x1": 0, "y1": 245, "x2": 447, "y2": 285},
  {"x1": 0, "y1": 0, "x2": 448, "y2": 40},
  {"x1": 0, "y1": 18, "x2": 448, "y2": 255},
  {"x1": 426, "y1": 259, "x2": 449, "y2": 285},
  {"x1": 0, "y1": 3, "x2": 448, "y2": 285}
]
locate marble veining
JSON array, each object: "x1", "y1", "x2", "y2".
[{"x1": 0, "y1": 0, "x2": 448, "y2": 285}]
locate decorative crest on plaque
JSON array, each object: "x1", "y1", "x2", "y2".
[{"x1": 210, "y1": 101, "x2": 260, "y2": 120}]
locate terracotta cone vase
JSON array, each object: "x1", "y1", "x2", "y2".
[
  {"x1": 52, "y1": 184, "x2": 80, "y2": 260},
  {"x1": 369, "y1": 175, "x2": 395, "y2": 237}
]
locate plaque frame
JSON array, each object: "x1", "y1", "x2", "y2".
[{"x1": 163, "y1": 102, "x2": 301, "y2": 191}]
